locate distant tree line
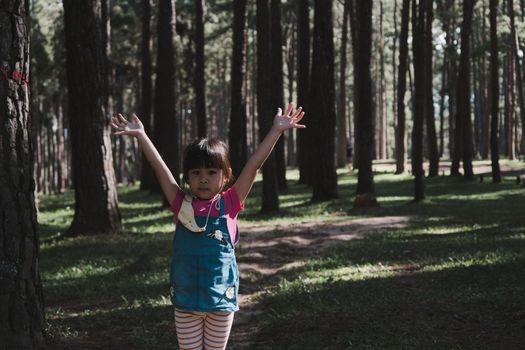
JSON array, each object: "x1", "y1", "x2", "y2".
[{"x1": 24, "y1": 0, "x2": 524, "y2": 227}]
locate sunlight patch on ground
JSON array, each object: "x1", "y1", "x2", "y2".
[
  {"x1": 44, "y1": 260, "x2": 122, "y2": 282},
  {"x1": 419, "y1": 250, "x2": 521, "y2": 273},
  {"x1": 285, "y1": 249, "x2": 520, "y2": 290}
]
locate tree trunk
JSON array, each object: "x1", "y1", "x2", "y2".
[
  {"x1": 458, "y1": 0, "x2": 475, "y2": 179},
  {"x1": 194, "y1": 0, "x2": 207, "y2": 138},
  {"x1": 55, "y1": 95, "x2": 66, "y2": 192},
  {"x1": 64, "y1": 0, "x2": 122, "y2": 234},
  {"x1": 412, "y1": 0, "x2": 426, "y2": 201},
  {"x1": 296, "y1": 0, "x2": 312, "y2": 185},
  {"x1": 378, "y1": 0, "x2": 388, "y2": 160},
  {"x1": 256, "y1": 0, "x2": 279, "y2": 212},
  {"x1": 392, "y1": 0, "x2": 398, "y2": 159},
  {"x1": 140, "y1": 0, "x2": 153, "y2": 190},
  {"x1": 286, "y1": 19, "x2": 297, "y2": 166},
  {"x1": 509, "y1": 0, "x2": 525, "y2": 156},
  {"x1": 396, "y1": 0, "x2": 410, "y2": 174},
  {"x1": 490, "y1": 0, "x2": 501, "y2": 182},
  {"x1": 424, "y1": 1, "x2": 439, "y2": 176},
  {"x1": 229, "y1": 0, "x2": 248, "y2": 178},
  {"x1": 0, "y1": 2, "x2": 46, "y2": 348},
  {"x1": 271, "y1": 0, "x2": 287, "y2": 191},
  {"x1": 350, "y1": 0, "x2": 378, "y2": 207},
  {"x1": 480, "y1": 1, "x2": 491, "y2": 159},
  {"x1": 310, "y1": 0, "x2": 338, "y2": 201},
  {"x1": 337, "y1": 0, "x2": 350, "y2": 168},
  {"x1": 446, "y1": 0, "x2": 458, "y2": 169},
  {"x1": 151, "y1": 0, "x2": 179, "y2": 202}
]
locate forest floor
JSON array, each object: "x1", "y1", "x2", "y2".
[
  {"x1": 39, "y1": 160, "x2": 525, "y2": 349},
  {"x1": 229, "y1": 216, "x2": 411, "y2": 349}
]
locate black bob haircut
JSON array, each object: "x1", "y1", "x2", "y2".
[{"x1": 182, "y1": 138, "x2": 232, "y2": 183}]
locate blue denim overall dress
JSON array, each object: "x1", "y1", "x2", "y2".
[{"x1": 169, "y1": 196, "x2": 239, "y2": 312}]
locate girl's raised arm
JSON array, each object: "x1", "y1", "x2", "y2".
[
  {"x1": 111, "y1": 113, "x2": 181, "y2": 204},
  {"x1": 233, "y1": 103, "x2": 305, "y2": 203}
]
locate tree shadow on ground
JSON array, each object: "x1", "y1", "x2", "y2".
[{"x1": 251, "y1": 260, "x2": 525, "y2": 350}]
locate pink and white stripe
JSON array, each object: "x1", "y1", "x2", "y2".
[{"x1": 175, "y1": 309, "x2": 234, "y2": 350}]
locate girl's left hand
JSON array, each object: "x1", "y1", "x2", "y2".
[{"x1": 273, "y1": 102, "x2": 306, "y2": 132}]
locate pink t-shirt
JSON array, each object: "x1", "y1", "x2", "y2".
[{"x1": 170, "y1": 187, "x2": 244, "y2": 244}]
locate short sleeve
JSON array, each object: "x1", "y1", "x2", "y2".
[
  {"x1": 222, "y1": 187, "x2": 244, "y2": 218},
  {"x1": 170, "y1": 188, "x2": 186, "y2": 217}
]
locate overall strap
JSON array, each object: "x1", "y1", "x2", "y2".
[{"x1": 219, "y1": 195, "x2": 226, "y2": 217}]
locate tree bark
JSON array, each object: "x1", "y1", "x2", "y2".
[
  {"x1": 457, "y1": 0, "x2": 475, "y2": 179},
  {"x1": 445, "y1": 0, "x2": 458, "y2": 167},
  {"x1": 424, "y1": 1, "x2": 439, "y2": 176},
  {"x1": 310, "y1": 0, "x2": 338, "y2": 202},
  {"x1": 412, "y1": 0, "x2": 426, "y2": 201},
  {"x1": 378, "y1": 0, "x2": 388, "y2": 160},
  {"x1": 337, "y1": 0, "x2": 350, "y2": 168},
  {"x1": 229, "y1": 0, "x2": 248, "y2": 178},
  {"x1": 509, "y1": 0, "x2": 525, "y2": 157},
  {"x1": 256, "y1": 0, "x2": 279, "y2": 212},
  {"x1": 396, "y1": 0, "x2": 410, "y2": 174},
  {"x1": 194, "y1": 0, "x2": 207, "y2": 138},
  {"x1": 350, "y1": 0, "x2": 378, "y2": 207},
  {"x1": 296, "y1": 0, "x2": 312, "y2": 185},
  {"x1": 0, "y1": 1, "x2": 46, "y2": 348},
  {"x1": 140, "y1": 0, "x2": 153, "y2": 190},
  {"x1": 490, "y1": 0, "x2": 501, "y2": 183},
  {"x1": 64, "y1": 0, "x2": 122, "y2": 234},
  {"x1": 271, "y1": 0, "x2": 287, "y2": 191},
  {"x1": 151, "y1": 0, "x2": 179, "y2": 201}
]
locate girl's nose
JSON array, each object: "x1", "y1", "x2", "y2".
[{"x1": 200, "y1": 177, "x2": 208, "y2": 184}]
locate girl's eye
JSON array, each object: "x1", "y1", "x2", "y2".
[
  {"x1": 208, "y1": 170, "x2": 217, "y2": 175},
  {"x1": 191, "y1": 170, "x2": 200, "y2": 175}
]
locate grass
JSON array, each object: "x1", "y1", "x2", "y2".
[{"x1": 38, "y1": 161, "x2": 525, "y2": 349}]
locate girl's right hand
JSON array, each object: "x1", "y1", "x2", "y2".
[{"x1": 111, "y1": 113, "x2": 144, "y2": 137}]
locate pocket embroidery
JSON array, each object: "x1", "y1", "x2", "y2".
[
  {"x1": 208, "y1": 229, "x2": 228, "y2": 245},
  {"x1": 226, "y1": 286, "x2": 235, "y2": 299}
]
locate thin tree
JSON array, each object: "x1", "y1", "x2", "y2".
[
  {"x1": 271, "y1": 0, "x2": 287, "y2": 190},
  {"x1": 140, "y1": 0, "x2": 153, "y2": 190},
  {"x1": 64, "y1": 0, "x2": 122, "y2": 234},
  {"x1": 436, "y1": 0, "x2": 451, "y2": 158},
  {"x1": 337, "y1": 0, "x2": 350, "y2": 168},
  {"x1": 412, "y1": 0, "x2": 426, "y2": 200},
  {"x1": 296, "y1": 0, "x2": 312, "y2": 185},
  {"x1": 509, "y1": 0, "x2": 525, "y2": 156},
  {"x1": 454, "y1": 0, "x2": 475, "y2": 179},
  {"x1": 151, "y1": 0, "x2": 179, "y2": 199},
  {"x1": 350, "y1": 0, "x2": 378, "y2": 207},
  {"x1": 1, "y1": 1, "x2": 46, "y2": 347},
  {"x1": 395, "y1": 0, "x2": 410, "y2": 174},
  {"x1": 229, "y1": 0, "x2": 248, "y2": 178},
  {"x1": 256, "y1": 0, "x2": 280, "y2": 212},
  {"x1": 447, "y1": 1, "x2": 458, "y2": 162},
  {"x1": 424, "y1": 1, "x2": 439, "y2": 176},
  {"x1": 194, "y1": 0, "x2": 207, "y2": 137},
  {"x1": 310, "y1": 0, "x2": 338, "y2": 201},
  {"x1": 377, "y1": 0, "x2": 388, "y2": 160},
  {"x1": 490, "y1": 0, "x2": 501, "y2": 182}
]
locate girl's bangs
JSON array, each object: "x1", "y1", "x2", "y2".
[{"x1": 185, "y1": 147, "x2": 223, "y2": 170}]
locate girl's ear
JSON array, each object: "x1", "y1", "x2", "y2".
[{"x1": 224, "y1": 167, "x2": 233, "y2": 184}]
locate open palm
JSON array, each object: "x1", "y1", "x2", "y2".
[
  {"x1": 273, "y1": 102, "x2": 306, "y2": 132},
  {"x1": 111, "y1": 114, "x2": 144, "y2": 137}
]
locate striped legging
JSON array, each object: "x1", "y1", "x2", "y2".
[{"x1": 174, "y1": 308, "x2": 234, "y2": 350}]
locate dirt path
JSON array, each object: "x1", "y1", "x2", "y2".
[{"x1": 228, "y1": 216, "x2": 410, "y2": 349}]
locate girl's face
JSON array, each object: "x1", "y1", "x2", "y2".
[{"x1": 187, "y1": 167, "x2": 228, "y2": 199}]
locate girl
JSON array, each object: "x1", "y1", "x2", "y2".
[{"x1": 111, "y1": 103, "x2": 305, "y2": 350}]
